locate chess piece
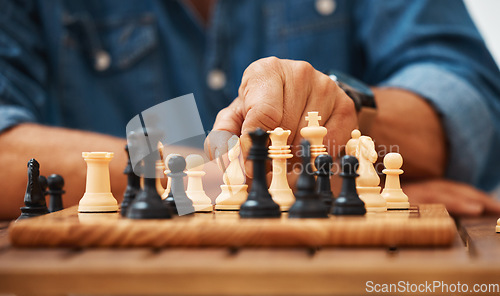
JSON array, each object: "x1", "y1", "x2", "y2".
[
  {"x1": 289, "y1": 141, "x2": 329, "y2": 218},
  {"x1": 381, "y1": 153, "x2": 410, "y2": 209},
  {"x1": 120, "y1": 145, "x2": 141, "y2": 216},
  {"x1": 156, "y1": 160, "x2": 166, "y2": 196},
  {"x1": 300, "y1": 111, "x2": 327, "y2": 171},
  {"x1": 332, "y1": 155, "x2": 366, "y2": 216},
  {"x1": 268, "y1": 127, "x2": 294, "y2": 211},
  {"x1": 315, "y1": 154, "x2": 335, "y2": 212},
  {"x1": 215, "y1": 135, "x2": 248, "y2": 210},
  {"x1": 127, "y1": 151, "x2": 172, "y2": 219},
  {"x1": 239, "y1": 128, "x2": 281, "y2": 218},
  {"x1": 47, "y1": 174, "x2": 65, "y2": 212},
  {"x1": 346, "y1": 129, "x2": 361, "y2": 156},
  {"x1": 163, "y1": 153, "x2": 179, "y2": 213},
  {"x1": 18, "y1": 159, "x2": 49, "y2": 220},
  {"x1": 353, "y1": 133, "x2": 387, "y2": 212},
  {"x1": 186, "y1": 154, "x2": 213, "y2": 212},
  {"x1": 79, "y1": 152, "x2": 119, "y2": 212},
  {"x1": 496, "y1": 218, "x2": 500, "y2": 233},
  {"x1": 39, "y1": 175, "x2": 48, "y2": 197},
  {"x1": 167, "y1": 155, "x2": 195, "y2": 216}
]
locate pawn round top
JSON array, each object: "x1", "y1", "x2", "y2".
[
  {"x1": 47, "y1": 174, "x2": 64, "y2": 189},
  {"x1": 186, "y1": 154, "x2": 205, "y2": 171},
  {"x1": 164, "y1": 153, "x2": 181, "y2": 169},
  {"x1": 497, "y1": 218, "x2": 500, "y2": 225},
  {"x1": 315, "y1": 154, "x2": 333, "y2": 174},
  {"x1": 384, "y1": 153, "x2": 403, "y2": 170},
  {"x1": 351, "y1": 129, "x2": 361, "y2": 139},
  {"x1": 341, "y1": 155, "x2": 359, "y2": 176},
  {"x1": 168, "y1": 155, "x2": 186, "y2": 173}
]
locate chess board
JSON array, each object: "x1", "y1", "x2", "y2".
[{"x1": 8, "y1": 204, "x2": 456, "y2": 248}]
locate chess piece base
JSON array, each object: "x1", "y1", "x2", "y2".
[
  {"x1": 269, "y1": 188, "x2": 295, "y2": 211},
  {"x1": 215, "y1": 185, "x2": 248, "y2": 211},
  {"x1": 386, "y1": 201, "x2": 410, "y2": 210},
  {"x1": 332, "y1": 204, "x2": 366, "y2": 216},
  {"x1": 496, "y1": 225, "x2": 500, "y2": 233},
  {"x1": 357, "y1": 186, "x2": 387, "y2": 212},
  {"x1": 79, "y1": 192, "x2": 119, "y2": 212},
  {"x1": 17, "y1": 207, "x2": 49, "y2": 220},
  {"x1": 186, "y1": 191, "x2": 213, "y2": 212}
]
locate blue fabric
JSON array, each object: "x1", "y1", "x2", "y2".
[{"x1": 1, "y1": 0, "x2": 500, "y2": 190}]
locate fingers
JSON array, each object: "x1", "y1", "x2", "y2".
[{"x1": 403, "y1": 179, "x2": 500, "y2": 217}]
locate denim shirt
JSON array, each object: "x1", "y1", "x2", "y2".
[{"x1": 1, "y1": 0, "x2": 500, "y2": 191}]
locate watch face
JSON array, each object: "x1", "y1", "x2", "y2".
[
  {"x1": 328, "y1": 71, "x2": 376, "y2": 109},
  {"x1": 329, "y1": 72, "x2": 373, "y2": 97}
]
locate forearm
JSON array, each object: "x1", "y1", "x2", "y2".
[
  {"x1": 369, "y1": 88, "x2": 447, "y2": 179},
  {"x1": 0, "y1": 124, "x2": 127, "y2": 220}
]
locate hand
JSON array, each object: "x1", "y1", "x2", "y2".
[
  {"x1": 208, "y1": 57, "x2": 358, "y2": 173},
  {"x1": 403, "y1": 179, "x2": 500, "y2": 216}
]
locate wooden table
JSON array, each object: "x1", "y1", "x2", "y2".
[{"x1": 0, "y1": 217, "x2": 500, "y2": 296}]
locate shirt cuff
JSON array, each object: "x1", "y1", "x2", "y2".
[
  {"x1": 379, "y1": 63, "x2": 494, "y2": 185},
  {"x1": 0, "y1": 105, "x2": 36, "y2": 134}
]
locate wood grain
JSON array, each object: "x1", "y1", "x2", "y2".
[{"x1": 8, "y1": 204, "x2": 456, "y2": 248}]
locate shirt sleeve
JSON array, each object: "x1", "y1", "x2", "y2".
[
  {"x1": 354, "y1": 0, "x2": 500, "y2": 190},
  {"x1": 0, "y1": 0, "x2": 47, "y2": 133}
]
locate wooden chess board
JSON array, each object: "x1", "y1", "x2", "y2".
[{"x1": 8, "y1": 204, "x2": 456, "y2": 248}]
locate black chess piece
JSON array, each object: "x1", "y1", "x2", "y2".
[
  {"x1": 127, "y1": 152, "x2": 172, "y2": 220},
  {"x1": 288, "y1": 141, "x2": 329, "y2": 219},
  {"x1": 18, "y1": 159, "x2": 49, "y2": 220},
  {"x1": 39, "y1": 175, "x2": 48, "y2": 197},
  {"x1": 47, "y1": 174, "x2": 65, "y2": 212},
  {"x1": 315, "y1": 154, "x2": 335, "y2": 212},
  {"x1": 332, "y1": 155, "x2": 366, "y2": 216},
  {"x1": 166, "y1": 155, "x2": 195, "y2": 216},
  {"x1": 163, "y1": 157, "x2": 177, "y2": 214},
  {"x1": 120, "y1": 145, "x2": 141, "y2": 216},
  {"x1": 239, "y1": 128, "x2": 281, "y2": 218}
]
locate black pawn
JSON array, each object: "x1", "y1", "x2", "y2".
[
  {"x1": 332, "y1": 155, "x2": 366, "y2": 216},
  {"x1": 47, "y1": 174, "x2": 65, "y2": 212},
  {"x1": 315, "y1": 154, "x2": 335, "y2": 212},
  {"x1": 167, "y1": 155, "x2": 195, "y2": 216},
  {"x1": 127, "y1": 152, "x2": 172, "y2": 219},
  {"x1": 120, "y1": 145, "x2": 141, "y2": 216},
  {"x1": 288, "y1": 141, "x2": 329, "y2": 219},
  {"x1": 239, "y1": 128, "x2": 281, "y2": 218},
  {"x1": 18, "y1": 159, "x2": 49, "y2": 220}
]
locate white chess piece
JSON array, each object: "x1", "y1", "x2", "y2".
[
  {"x1": 215, "y1": 135, "x2": 248, "y2": 210},
  {"x1": 300, "y1": 111, "x2": 327, "y2": 170},
  {"x1": 354, "y1": 135, "x2": 387, "y2": 212},
  {"x1": 79, "y1": 152, "x2": 119, "y2": 212},
  {"x1": 268, "y1": 127, "x2": 294, "y2": 211},
  {"x1": 161, "y1": 153, "x2": 179, "y2": 200},
  {"x1": 496, "y1": 218, "x2": 500, "y2": 233},
  {"x1": 381, "y1": 153, "x2": 410, "y2": 209},
  {"x1": 346, "y1": 129, "x2": 361, "y2": 156},
  {"x1": 156, "y1": 160, "x2": 166, "y2": 196},
  {"x1": 186, "y1": 154, "x2": 213, "y2": 212}
]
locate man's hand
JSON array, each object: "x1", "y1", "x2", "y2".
[
  {"x1": 210, "y1": 57, "x2": 358, "y2": 166},
  {"x1": 403, "y1": 179, "x2": 500, "y2": 216}
]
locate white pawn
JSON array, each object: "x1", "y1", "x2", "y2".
[
  {"x1": 496, "y1": 218, "x2": 500, "y2": 233},
  {"x1": 79, "y1": 152, "x2": 119, "y2": 212},
  {"x1": 300, "y1": 111, "x2": 327, "y2": 170},
  {"x1": 161, "y1": 153, "x2": 179, "y2": 200},
  {"x1": 268, "y1": 127, "x2": 294, "y2": 211},
  {"x1": 215, "y1": 135, "x2": 248, "y2": 210},
  {"x1": 381, "y1": 153, "x2": 410, "y2": 209},
  {"x1": 186, "y1": 154, "x2": 213, "y2": 212}
]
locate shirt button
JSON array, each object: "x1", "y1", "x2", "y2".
[
  {"x1": 94, "y1": 50, "x2": 111, "y2": 71},
  {"x1": 315, "y1": 0, "x2": 336, "y2": 16},
  {"x1": 207, "y1": 69, "x2": 227, "y2": 90}
]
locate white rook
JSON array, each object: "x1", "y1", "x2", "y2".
[{"x1": 79, "y1": 152, "x2": 118, "y2": 212}]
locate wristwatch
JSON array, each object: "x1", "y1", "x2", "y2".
[{"x1": 328, "y1": 71, "x2": 377, "y2": 135}]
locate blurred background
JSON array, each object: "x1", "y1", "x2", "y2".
[{"x1": 465, "y1": 0, "x2": 500, "y2": 68}]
